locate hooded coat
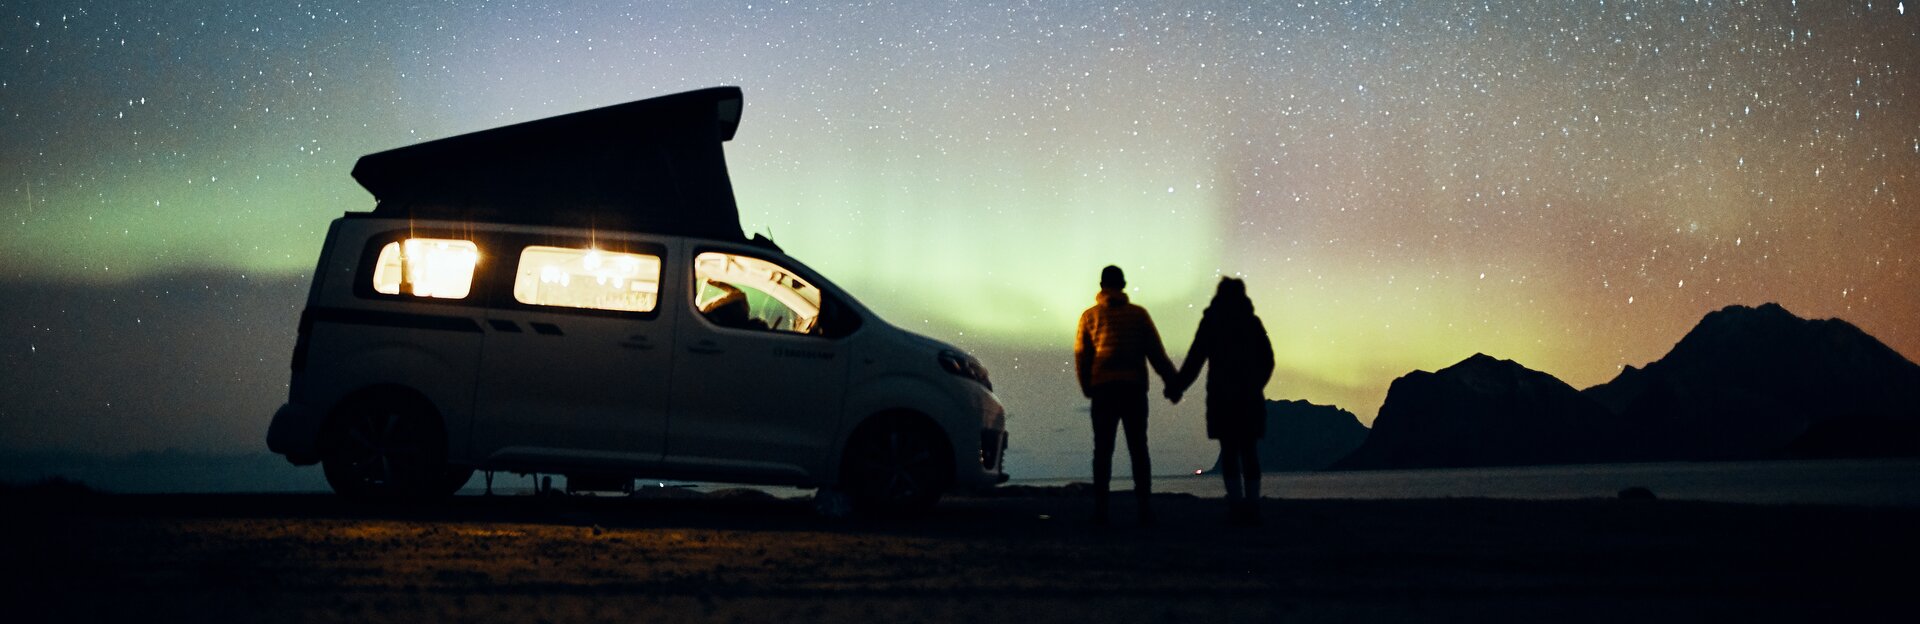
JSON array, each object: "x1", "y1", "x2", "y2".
[{"x1": 1172, "y1": 294, "x2": 1275, "y2": 439}]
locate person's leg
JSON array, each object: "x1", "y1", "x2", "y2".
[
  {"x1": 1240, "y1": 437, "x2": 1262, "y2": 505},
  {"x1": 1233, "y1": 437, "x2": 1262, "y2": 525},
  {"x1": 1089, "y1": 388, "x2": 1121, "y2": 523},
  {"x1": 1219, "y1": 439, "x2": 1244, "y2": 502},
  {"x1": 1117, "y1": 389, "x2": 1152, "y2": 522}
]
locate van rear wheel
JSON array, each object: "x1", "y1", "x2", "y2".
[
  {"x1": 321, "y1": 399, "x2": 455, "y2": 500},
  {"x1": 842, "y1": 416, "x2": 951, "y2": 515}
]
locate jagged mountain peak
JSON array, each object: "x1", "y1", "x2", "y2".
[
  {"x1": 1427, "y1": 353, "x2": 1570, "y2": 395},
  {"x1": 1341, "y1": 304, "x2": 1920, "y2": 469},
  {"x1": 1677, "y1": 302, "x2": 1802, "y2": 341},
  {"x1": 1443, "y1": 352, "x2": 1510, "y2": 370},
  {"x1": 1628, "y1": 302, "x2": 1918, "y2": 389},
  {"x1": 1669, "y1": 303, "x2": 1887, "y2": 361}
]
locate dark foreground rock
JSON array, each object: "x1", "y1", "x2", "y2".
[{"x1": 4, "y1": 491, "x2": 1915, "y2": 623}]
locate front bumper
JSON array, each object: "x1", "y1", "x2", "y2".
[
  {"x1": 951, "y1": 425, "x2": 1010, "y2": 492},
  {"x1": 265, "y1": 402, "x2": 326, "y2": 465},
  {"x1": 948, "y1": 381, "x2": 1010, "y2": 489},
  {"x1": 981, "y1": 428, "x2": 1010, "y2": 481}
]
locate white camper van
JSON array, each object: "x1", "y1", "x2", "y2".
[{"x1": 266, "y1": 87, "x2": 1009, "y2": 512}]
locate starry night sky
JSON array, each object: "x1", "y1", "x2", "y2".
[{"x1": 4, "y1": 1, "x2": 1917, "y2": 480}]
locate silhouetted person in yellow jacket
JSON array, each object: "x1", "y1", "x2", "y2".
[{"x1": 1075, "y1": 265, "x2": 1177, "y2": 526}]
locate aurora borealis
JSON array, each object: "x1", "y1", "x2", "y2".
[{"x1": 4, "y1": 2, "x2": 1917, "y2": 479}]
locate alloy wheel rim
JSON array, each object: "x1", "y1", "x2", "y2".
[
  {"x1": 343, "y1": 408, "x2": 425, "y2": 487},
  {"x1": 861, "y1": 428, "x2": 933, "y2": 501}
]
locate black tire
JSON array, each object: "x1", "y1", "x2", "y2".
[
  {"x1": 320, "y1": 397, "x2": 455, "y2": 500},
  {"x1": 841, "y1": 415, "x2": 952, "y2": 515}
]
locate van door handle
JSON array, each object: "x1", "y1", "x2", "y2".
[
  {"x1": 619, "y1": 335, "x2": 653, "y2": 350},
  {"x1": 688, "y1": 339, "x2": 724, "y2": 355}
]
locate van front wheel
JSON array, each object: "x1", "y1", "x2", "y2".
[
  {"x1": 321, "y1": 399, "x2": 453, "y2": 500},
  {"x1": 842, "y1": 416, "x2": 952, "y2": 515}
]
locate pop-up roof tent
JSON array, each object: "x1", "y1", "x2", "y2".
[{"x1": 352, "y1": 86, "x2": 746, "y2": 241}]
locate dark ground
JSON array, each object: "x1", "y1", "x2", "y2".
[{"x1": 4, "y1": 486, "x2": 1916, "y2": 623}]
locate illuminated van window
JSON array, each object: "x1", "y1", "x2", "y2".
[
  {"x1": 694, "y1": 252, "x2": 823, "y2": 334},
  {"x1": 514, "y1": 246, "x2": 661, "y2": 312},
  {"x1": 371, "y1": 238, "x2": 479, "y2": 299}
]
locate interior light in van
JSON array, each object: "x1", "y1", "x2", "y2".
[
  {"x1": 514, "y1": 246, "x2": 661, "y2": 312},
  {"x1": 371, "y1": 238, "x2": 480, "y2": 299}
]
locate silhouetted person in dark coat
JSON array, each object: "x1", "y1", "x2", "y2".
[
  {"x1": 1075, "y1": 265, "x2": 1178, "y2": 526},
  {"x1": 1167, "y1": 277, "x2": 1275, "y2": 526}
]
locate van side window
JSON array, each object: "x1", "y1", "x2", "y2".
[
  {"x1": 371, "y1": 238, "x2": 479, "y2": 299},
  {"x1": 513, "y1": 246, "x2": 661, "y2": 312},
  {"x1": 693, "y1": 252, "x2": 825, "y2": 335}
]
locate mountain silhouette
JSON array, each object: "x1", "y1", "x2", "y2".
[
  {"x1": 1332, "y1": 354, "x2": 1618, "y2": 469},
  {"x1": 1585, "y1": 303, "x2": 1920, "y2": 459},
  {"x1": 1333, "y1": 303, "x2": 1920, "y2": 470},
  {"x1": 1208, "y1": 400, "x2": 1368, "y2": 473}
]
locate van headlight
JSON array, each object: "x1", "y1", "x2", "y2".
[{"x1": 937, "y1": 349, "x2": 993, "y2": 391}]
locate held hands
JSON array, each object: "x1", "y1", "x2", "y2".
[{"x1": 1163, "y1": 387, "x2": 1182, "y2": 404}]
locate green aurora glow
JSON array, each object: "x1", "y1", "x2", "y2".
[{"x1": 5, "y1": 2, "x2": 1918, "y2": 475}]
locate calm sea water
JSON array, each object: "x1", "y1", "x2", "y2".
[{"x1": 1010, "y1": 458, "x2": 1920, "y2": 508}]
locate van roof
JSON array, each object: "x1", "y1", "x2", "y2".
[{"x1": 351, "y1": 86, "x2": 747, "y2": 240}]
